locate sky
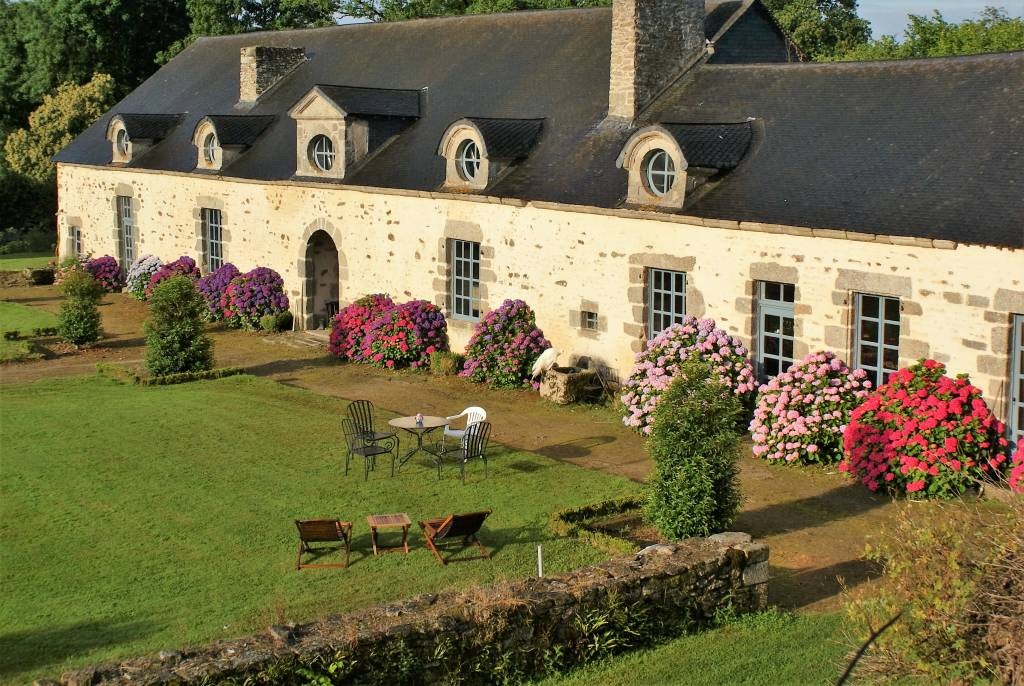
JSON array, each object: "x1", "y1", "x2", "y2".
[{"x1": 859, "y1": 1, "x2": 1024, "y2": 38}]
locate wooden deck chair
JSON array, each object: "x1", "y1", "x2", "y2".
[
  {"x1": 295, "y1": 519, "x2": 353, "y2": 570},
  {"x1": 418, "y1": 510, "x2": 492, "y2": 565}
]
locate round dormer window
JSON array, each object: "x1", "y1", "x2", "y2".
[
  {"x1": 455, "y1": 139, "x2": 481, "y2": 182},
  {"x1": 643, "y1": 149, "x2": 676, "y2": 197},
  {"x1": 309, "y1": 135, "x2": 335, "y2": 172},
  {"x1": 116, "y1": 128, "x2": 130, "y2": 157},
  {"x1": 203, "y1": 132, "x2": 218, "y2": 163}
]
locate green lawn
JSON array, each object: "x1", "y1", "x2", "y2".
[
  {"x1": 0, "y1": 252, "x2": 52, "y2": 271},
  {"x1": 0, "y1": 301, "x2": 57, "y2": 362},
  {"x1": 535, "y1": 610, "x2": 849, "y2": 686},
  {"x1": 0, "y1": 375, "x2": 639, "y2": 684}
]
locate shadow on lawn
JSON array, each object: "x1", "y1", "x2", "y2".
[
  {"x1": 733, "y1": 484, "x2": 889, "y2": 538},
  {"x1": 534, "y1": 435, "x2": 616, "y2": 460},
  {"x1": 0, "y1": 618, "x2": 157, "y2": 678}
]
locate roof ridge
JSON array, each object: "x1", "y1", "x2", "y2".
[{"x1": 700, "y1": 50, "x2": 1024, "y2": 70}]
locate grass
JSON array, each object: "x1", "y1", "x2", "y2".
[
  {"x1": 0, "y1": 301, "x2": 57, "y2": 362},
  {"x1": 0, "y1": 252, "x2": 52, "y2": 271},
  {"x1": 0, "y1": 374, "x2": 639, "y2": 684},
  {"x1": 534, "y1": 610, "x2": 850, "y2": 686}
]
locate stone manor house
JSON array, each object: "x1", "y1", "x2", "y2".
[{"x1": 55, "y1": 0, "x2": 1023, "y2": 441}]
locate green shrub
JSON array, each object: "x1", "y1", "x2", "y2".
[
  {"x1": 429, "y1": 350, "x2": 463, "y2": 376},
  {"x1": 56, "y1": 269, "x2": 103, "y2": 346},
  {"x1": 144, "y1": 276, "x2": 213, "y2": 377},
  {"x1": 646, "y1": 357, "x2": 743, "y2": 539},
  {"x1": 260, "y1": 311, "x2": 293, "y2": 332}
]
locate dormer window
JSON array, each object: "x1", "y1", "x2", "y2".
[
  {"x1": 438, "y1": 117, "x2": 543, "y2": 191},
  {"x1": 643, "y1": 149, "x2": 676, "y2": 196},
  {"x1": 456, "y1": 140, "x2": 481, "y2": 182},
  {"x1": 106, "y1": 113, "x2": 183, "y2": 165},
  {"x1": 309, "y1": 135, "x2": 335, "y2": 172},
  {"x1": 202, "y1": 133, "x2": 218, "y2": 164},
  {"x1": 192, "y1": 115, "x2": 274, "y2": 172},
  {"x1": 116, "y1": 129, "x2": 130, "y2": 158}
]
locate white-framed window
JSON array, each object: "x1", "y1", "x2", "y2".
[
  {"x1": 309, "y1": 135, "x2": 335, "y2": 172},
  {"x1": 116, "y1": 129, "x2": 130, "y2": 157},
  {"x1": 202, "y1": 133, "x2": 218, "y2": 163},
  {"x1": 449, "y1": 238, "x2": 480, "y2": 321},
  {"x1": 647, "y1": 268, "x2": 686, "y2": 337},
  {"x1": 582, "y1": 310, "x2": 598, "y2": 331},
  {"x1": 1010, "y1": 314, "x2": 1024, "y2": 444},
  {"x1": 756, "y1": 281, "x2": 796, "y2": 380},
  {"x1": 456, "y1": 139, "x2": 481, "y2": 182},
  {"x1": 854, "y1": 293, "x2": 900, "y2": 388},
  {"x1": 116, "y1": 195, "x2": 135, "y2": 266},
  {"x1": 201, "y1": 208, "x2": 223, "y2": 271},
  {"x1": 643, "y1": 149, "x2": 676, "y2": 197},
  {"x1": 70, "y1": 227, "x2": 82, "y2": 257}
]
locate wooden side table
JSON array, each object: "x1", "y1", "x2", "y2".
[{"x1": 366, "y1": 513, "x2": 412, "y2": 555}]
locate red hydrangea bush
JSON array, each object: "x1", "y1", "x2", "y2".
[
  {"x1": 360, "y1": 299, "x2": 448, "y2": 369},
  {"x1": 840, "y1": 359, "x2": 1010, "y2": 497},
  {"x1": 328, "y1": 293, "x2": 395, "y2": 361},
  {"x1": 750, "y1": 351, "x2": 871, "y2": 465},
  {"x1": 146, "y1": 255, "x2": 200, "y2": 297},
  {"x1": 1010, "y1": 437, "x2": 1024, "y2": 494},
  {"x1": 620, "y1": 316, "x2": 756, "y2": 435},
  {"x1": 460, "y1": 299, "x2": 551, "y2": 388},
  {"x1": 196, "y1": 263, "x2": 240, "y2": 321},
  {"x1": 219, "y1": 266, "x2": 290, "y2": 330},
  {"x1": 85, "y1": 255, "x2": 124, "y2": 292},
  {"x1": 125, "y1": 255, "x2": 162, "y2": 300}
]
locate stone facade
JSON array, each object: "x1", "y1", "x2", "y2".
[
  {"x1": 56, "y1": 163, "x2": 1024, "y2": 424},
  {"x1": 53, "y1": 536, "x2": 769, "y2": 685},
  {"x1": 239, "y1": 46, "x2": 306, "y2": 104}
]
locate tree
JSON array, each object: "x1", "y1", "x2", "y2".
[
  {"x1": 340, "y1": 0, "x2": 605, "y2": 23},
  {"x1": 762, "y1": 0, "x2": 870, "y2": 60},
  {"x1": 144, "y1": 275, "x2": 214, "y2": 376},
  {"x1": 839, "y1": 7, "x2": 1024, "y2": 61}
]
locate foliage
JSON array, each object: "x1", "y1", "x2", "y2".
[
  {"x1": 0, "y1": 224, "x2": 53, "y2": 254},
  {"x1": 195, "y1": 262, "x2": 240, "y2": 320},
  {"x1": 219, "y1": 266, "x2": 290, "y2": 330},
  {"x1": 328, "y1": 293, "x2": 395, "y2": 360},
  {"x1": 460, "y1": 299, "x2": 551, "y2": 388},
  {"x1": 144, "y1": 275, "x2": 213, "y2": 376},
  {"x1": 620, "y1": 316, "x2": 756, "y2": 436},
  {"x1": 749, "y1": 351, "x2": 871, "y2": 465},
  {"x1": 429, "y1": 350, "x2": 463, "y2": 376},
  {"x1": 259, "y1": 310, "x2": 292, "y2": 332},
  {"x1": 360, "y1": 299, "x2": 448, "y2": 369},
  {"x1": 84, "y1": 255, "x2": 124, "y2": 293},
  {"x1": 56, "y1": 268, "x2": 103, "y2": 345},
  {"x1": 53, "y1": 254, "x2": 87, "y2": 286},
  {"x1": 146, "y1": 255, "x2": 201, "y2": 297},
  {"x1": 339, "y1": 0, "x2": 608, "y2": 22},
  {"x1": 762, "y1": 0, "x2": 870, "y2": 60},
  {"x1": 840, "y1": 359, "x2": 1010, "y2": 498},
  {"x1": 137, "y1": 366, "x2": 243, "y2": 386},
  {"x1": 125, "y1": 255, "x2": 162, "y2": 300},
  {"x1": 646, "y1": 357, "x2": 743, "y2": 539},
  {"x1": 839, "y1": 7, "x2": 1024, "y2": 61}
]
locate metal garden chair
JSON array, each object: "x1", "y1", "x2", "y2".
[
  {"x1": 450, "y1": 421, "x2": 492, "y2": 484},
  {"x1": 341, "y1": 416, "x2": 397, "y2": 480},
  {"x1": 346, "y1": 399, "x2": 397, "y2": 445}
]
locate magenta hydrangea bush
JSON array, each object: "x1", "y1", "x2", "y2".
[
  {"x1": 85, "y1": 255, "x2": 124, "y2": 292},
  {"x1": 1010, "y1": 437, "x2": 1024, "y2": 494},
  {"x1": 620, "y1": 316, "x2": 756, "y2": 435},
  {"x1": 328, "y1": 293, "x2": 395, "y2": 361},
  {"x1": 750, "y1": 351, "x2": 872, "y2": 465},
  {"x1": 220, "y1": 266, "x2": 289, "y2": 330},
  {"x1": 125, "y1": 255, "x2": 162, "y2": 300},
  {"x1": 360, "y1": 299, "x2": 449, "y2": 369},
  {"x1": 196, "y1": 263, "x2": 240, "y2": 321},
  {"x1": 146, "y1": 256, "x2": 200, "y2": 297},
  {"x1": 460, "y1": 299, "x2": 551, "y2": 388}
]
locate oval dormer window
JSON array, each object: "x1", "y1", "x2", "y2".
[
  {"x1": 309, "y1": 135, "x2": 335, "y2": 172},
  {"x1": 456, "y1": 139, "x2": 481, "y2": 182},
  {"x1": 643, "y1": 149, "x2": 676, "y2": 197},
  {"x1": 203, "y1": 132, "x2": 218, "y2": 163},
  {"x1": 116, "y1": 129, "x2": 130, "y2": 157}
]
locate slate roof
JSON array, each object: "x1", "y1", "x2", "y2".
[
  {"x1": 661, "y1": 122, "x2": 753, "y2": 169},
  {"x1": 203, "y1": 115, "x2": 276, "y2": 146},
  {"x1": 316, "y1": 85, "x2": 421, "y2": 118},
  {"x1": 468, "y1": 118, "x2": 544, "y2": 158},
  {"x1": 116, "y1": 113, "x2": 184, "y2": 140},
  {"x1": 55, "y1": 4, "x2": 1024, "y2": 248}
]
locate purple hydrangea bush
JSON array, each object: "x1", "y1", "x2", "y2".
[
  {"x1": 460, "y1": 299, "x2": 551, "y2": 388},
  {"x1": 196, "y1": 263, "x2": 240, "y2": 321},
  {"x1": 360, "y1": 299, "x2": 449, "y2": 369},
  {"x1": 220, "y1": 266, "x2": 289, "y2": 330},
  {"x1": 125, "y1": 255, "x2": 163, "y2": 300},
  {"x1": 620, "y1": 316, "x2": 756, "y2": 435},
  {"x1": 85, "y1": 255, "x2": 124, "y2": 292},
  {"x1": 750, "y1": 351, "x2": 872, "y2": 465},
  {"x1": 146, "y1": 256, "x2": 200, "y2": 297}
]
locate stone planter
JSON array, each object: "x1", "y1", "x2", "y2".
[
  {"x1": 24, "y1": 267, "x2": 55, "y2": 285},
  {"x1": 540, "y1": 365, "x2": 596, "y2": 405}
]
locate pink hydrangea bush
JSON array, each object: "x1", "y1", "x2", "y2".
[
  {"x1": 219, "y1": 266, "x2": 289, "y2": 330},
  {"x1": 840, "y1": 359, "x2": 1010, "y2": 497},
  {"x1": 146, "y1": 255, "x2": 200, "y2": 297},
  {"x1": 1009, "y1": 437, "x2": 1024, "y2": 494},
  {"x1": 328, "y1": 293, "x2": 395, "y2": 361},
  {"x1": 750, "y1": 351, "x2": 871, "y2": 465},
  {"x1": 360, "y1": 299, "x2": 449, "y2": 369},
  {"x1": 460, "y1": 299, "x2": 551, "y2": 388},
  {"x1": 85, "y1": 255, "x2": 124, "y2": 292},
  {"x1": 620, "y1": 316, "x2": 756, "y2": 435}
]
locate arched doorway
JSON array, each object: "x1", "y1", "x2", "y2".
[{"x1": 304, "y1": 229, "x2": 340, "y2": 329}]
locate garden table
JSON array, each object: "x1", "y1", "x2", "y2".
[
  {"x1": 388, "y1": 415, "x2": 448, "y2": 470},
  {"x1": 366, "y1": 513, "x2": 412, "y2": 555}
]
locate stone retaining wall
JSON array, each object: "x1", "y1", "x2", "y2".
[{"x1": 52, "y1": 535, "x2": 768, "y2": 685}]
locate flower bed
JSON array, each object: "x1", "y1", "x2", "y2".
[
  {"x1": 125, "y1": 255, "x2": 162, "y2": 300},
  {"x1": 620, "y1": 316, "x2": 756, "y2": 435},
  {"x1": 360, "y1": 299, "x2": 448, "y2": 369},
  {"x1": 328, "y1": 293, "x2": 395, "y2": 361},
  {"x1": 750, "y1": 351, "x2": 871, "y2": 465},
  {"x1": 85, "y1": 255, "x2": 124, "y2": 292},
  {"x1": 196, "y1": 263, "x2": 240, "y2": 321},
  {"x1": 460, "y1": 299, "x2": 551, "y2": 388},
  {"x1": 146, "y1": 256, "x2": 200, "y2": 297},
  {"x1": 840, "y1": 359, "x2": 1010, "y2": 497},
  {"x1": 219, "y1": 266, "x2": 289, "y2": 330}
]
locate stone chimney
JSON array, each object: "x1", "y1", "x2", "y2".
[
  {"x1": 239, "y1": 46, "x2": 306, "y2": 104},
  {"x1": 608, "y1": 0, "x2": 706, "y2": 121}
]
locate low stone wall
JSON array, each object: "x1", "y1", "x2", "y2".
[{"x1": 54, "y1": 535, "x2": 768, "y2": 685}]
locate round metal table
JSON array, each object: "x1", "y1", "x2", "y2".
[{"x1": 388, "y1": 415, "x2": 448, "y2": 471}]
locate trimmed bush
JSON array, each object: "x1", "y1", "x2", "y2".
[
  {"x1": 430, "y1": 350, "x2": 463, "y2": 376},
  {"x1": 196, "y1": 263, "x2": 240, "y2": 321},
  {"x1": 144, "y1": 276, "x2": 213, "y2": 377},
  {"x1": 57, "y1": 269, "x2": 104, "y2": 345},
  {"x1": 147, "y1": 255, "x2": 201, "y2": 297},
  {"x1": 749, "y1": 351, "x2": 872, "y2": 465},
  {"x1": 359, "y1": 299, "x2": 448, "y2": 369},
  {"x1": 125, "y1": 255, "x2": 163, "y2": 300},
  {"x1": 219, "y1": 267, "x2": 289, "y2": 330},
  {"x1": 328, "y1": 293, "x2": 395, "y2": 361},
  {"x1": 259, "y1": 311, "x2": 293, "y2": 332},
  {"x1": 840, "y1": 359, "x2": 1010, "y2": 497},
  {"x1": 85, "y1": 255, "x2": 124, "y2": 292},
  {"x1": 54, "y1": 256, "x2": 86, "y2": 286},
  {"x1": 646, "y1": 357, "x2": 743, "y2": 539},
  {"x1": 460, "y1": 299, "x2": 551, "y2": 388},
  {"x1": 621, "y1": 316, "x2": 756, "y2": 435}
]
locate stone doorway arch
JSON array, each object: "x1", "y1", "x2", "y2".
[{"x1": 298, "y1": 219, "x2": 344, "y2": 329}]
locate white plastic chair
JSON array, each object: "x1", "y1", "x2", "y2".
[{"x1": 440, "y1": 406, "x2": 487, "y2": 453}]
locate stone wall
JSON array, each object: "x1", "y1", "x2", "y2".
[{"x1": 53, "y1": 535, "x2": 768, "y2": 686}]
